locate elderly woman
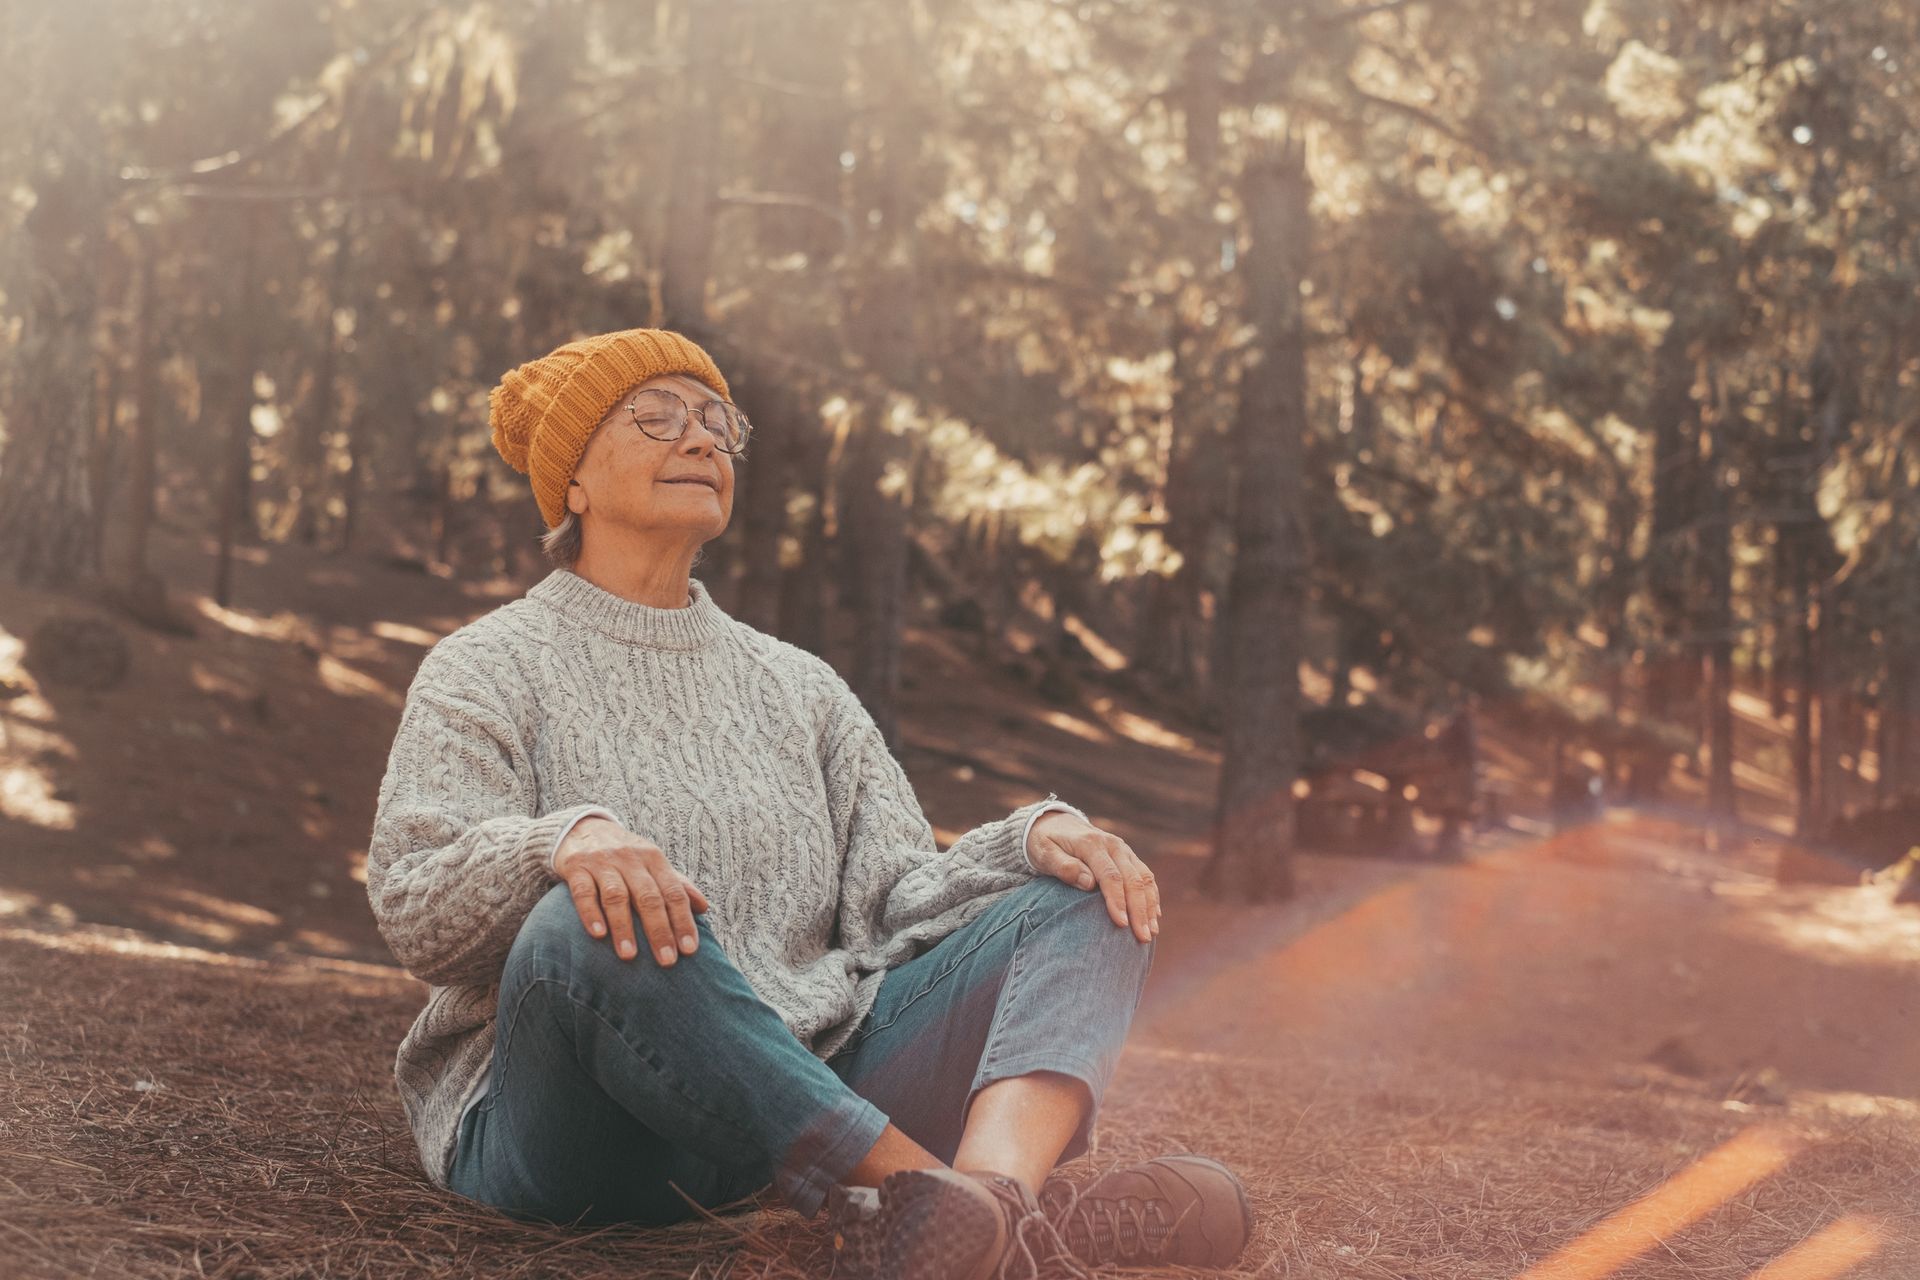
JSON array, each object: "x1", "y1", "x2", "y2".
[{"x1": 366, "y1": 329, "x2": 1251, "y2": 1280}]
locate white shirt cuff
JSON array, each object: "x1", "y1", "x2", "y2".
[
  {"x1": 1020, "y1": 794, "x2": 1087, "y2": 874},
  {"x1": 548, "y1": 806, "x2": 622, "y2": 875}
]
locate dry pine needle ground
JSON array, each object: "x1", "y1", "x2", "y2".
[{"x1": 2, "y1": 909, "x2": 1916, "y2": 1280}]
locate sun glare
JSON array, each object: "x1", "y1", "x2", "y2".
[{"x1": 1516, "y1": 1126, "x2": 1801, "y2": 1280}]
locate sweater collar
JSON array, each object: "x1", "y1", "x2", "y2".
[{"x1": 528, "y1": 570, "x2": 730, "y2": 650}]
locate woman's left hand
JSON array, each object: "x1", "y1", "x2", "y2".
[{"x1": 1026, "y1": 810, "x2": 1160, "y2": 943}]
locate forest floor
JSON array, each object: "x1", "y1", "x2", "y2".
[{"x1": 1, "y1": 526, "x2": 1917, "y2": 1278}]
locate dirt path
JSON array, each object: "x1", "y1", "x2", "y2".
[{"x1": 1105, "y1": 814, "x2": 1920, "y2": 1278}]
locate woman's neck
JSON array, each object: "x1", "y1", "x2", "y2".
[{"x1": 569, "y1": 541, "x2": 697, "y2": 608}]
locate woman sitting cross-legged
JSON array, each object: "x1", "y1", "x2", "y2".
[{"x1": 365, "y1": 328, "x2": 1254, "y2": 1279}]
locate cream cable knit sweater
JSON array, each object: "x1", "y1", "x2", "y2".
[{"x1": 366, "y1": 569, "x2": 1081, "y2": 1189}]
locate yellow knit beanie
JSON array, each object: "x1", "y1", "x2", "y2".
[{"x1": 488, "y1": 328, "x2": 732, "y2": 529}]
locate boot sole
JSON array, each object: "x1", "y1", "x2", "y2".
[{"x1": 834, "y1": 1169, "x2": 1005, "y2": 1280}]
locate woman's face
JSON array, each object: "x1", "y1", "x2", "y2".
[{"x1": 566, "y1": 372, "x2": 737, "y2": 544}]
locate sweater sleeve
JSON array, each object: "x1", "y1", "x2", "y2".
[
  {"x1": 814, "y1": 667, "x2": 1068, "y2": 974},
  {"x1": 365, "y1": 645, "x2": 611, "y2": 988}
]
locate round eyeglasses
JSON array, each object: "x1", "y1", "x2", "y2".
[{"x1": 624, "y1": 388, "x2": 752, "y2": 454}]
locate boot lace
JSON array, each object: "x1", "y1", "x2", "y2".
[
  {"x1": 1046, "y1": 1181, "x2": 1189, "y2": 1265},
  {"x1": 976, "y1": 1175, "x2": 1094, "y2": 1280}
]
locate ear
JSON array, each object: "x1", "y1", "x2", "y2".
[{"x1": 566, "y1": 477, "x2": 587, "y2": 515}]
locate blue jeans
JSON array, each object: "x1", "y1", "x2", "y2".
[{"x1": 447, "y1": 875, "x2": 1154, "y2": 1228}]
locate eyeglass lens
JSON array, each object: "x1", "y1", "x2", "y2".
[{"x1": 628, "y1": 389, "x2": 750, "y2": 451}]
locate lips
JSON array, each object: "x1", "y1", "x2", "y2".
[{"x1": 662, "y1": 477, "x2": 718, "y2": 489}]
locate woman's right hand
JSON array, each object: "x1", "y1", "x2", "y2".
[{"x1": 553, "y1": 817, "x2": 709, "y2": 966}]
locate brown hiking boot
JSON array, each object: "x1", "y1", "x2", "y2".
[
  {"x1": 829, "y1": 1167, "x2": 1089, "y2": 1280},
  {"x1": 1039, "y1": 1154, "x2": 1253, "y2": 1269}
]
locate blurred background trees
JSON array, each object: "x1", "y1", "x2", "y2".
[{"x1": 2, "y1": 0, "x2": 1915, "y2": 897}]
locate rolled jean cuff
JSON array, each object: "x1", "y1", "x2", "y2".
[
  {"x1": 778, "y1": 1092, "x2": 892, "y2": 1219},
  {"x1": 968, "y1": 1049, "x2": 1107, "y2": 1165}
]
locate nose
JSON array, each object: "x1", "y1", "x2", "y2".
[{"x1": 677, "y1": 417, "x2": 719, "y2": 457}]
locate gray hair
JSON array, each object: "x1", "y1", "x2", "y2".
[{"x1": 541, "y1": 511, "x2": 584, "y2": 569}]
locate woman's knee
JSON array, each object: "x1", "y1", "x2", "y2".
[
  {"x1": 1021, "y1": 870, "x2": 1129, "y2": 925},
  {"x1": 1022, "y1": 873, "x2": 1156, "y2": 967},
  {"x1": 511, "y1": 882, "x2": 591, "y2": 959},
  {"x1": 1015, "y1": 872, "x2": 1090, "y2": 912},
  {"x1": 507, "y1": 883, "x2": 651, "y2": 991},
  {"x1": 506, "y1": 883, "x2": 736, "y2": 1003}
]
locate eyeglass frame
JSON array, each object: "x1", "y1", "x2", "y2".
[{"x1": 620, "y1": 387, "x2": 753, "y2": 454}]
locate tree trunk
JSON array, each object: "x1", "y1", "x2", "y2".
[
  {"x1": 1329, "y1": 610, "x2": 1354, "y2": 709},
  {"x1": 1645, "y1": 325, "x2": 1697, "y2": 736},
  {"x1": 731, "y1": 357, "x2": 791, "y2": 633},
  {"x1": 1820, "y1": 671, "x2": 1850, "y2": 832},
  {"x1": 122, "y1": 246, "x2": 160, "y2": 584},
  {"x1": 1800, "y1": 327, "x2": 1848, "y2": 831},
  {"x1": 1791, "y1": 543, "x2": 1815, "y2": 837},
  {"x1": 213, "y1": 209, "x2": 266, "y2": 608},
  {"x1": 1767, "y1": 533, "x2": 1790, "y2": 717},
  {"x1": 1138, "y1": 322, "x2": 1218, "y2": 696},
  {"x1": 843, "y1": 392, "x2": 910, "y2": 750},
  {"x1": 1702, "y1": 379, "x2": 1736, "y2": 822},
  {"x1": 1201, "y1": 136, "x2": 1310, "y2": 902},
  {"x1": 1873, "y1": 683, "x2": 1891, "y2": 807},
  {"x1": 777, "y1": 405, "x2": 832, "y2": 656},
  {"x1": 731, "y1": 1, "x2": 846, "y2": 632},
  {"x1": 87, "y1": 333, "x2": 123, "y2": 576},
  {"x1": 1600, "y1": 480, "x2": 1634, "y2": 789},
  {"x1": 0, "y1": 125, "x2": 106, "y2": 587},
  {"x1": 291, "y1": 210, "x2": 352, "y2": 546},
  {"x1": 837, "y1": 11, "x2": 926, "y2": 747},
  {"x1": 748, "y1": 0, "x2": 849, "y2": 265},
  {"x1": 433, "y1": 461, "x2": 457, "y2": 568},
  {"x1": 843, "y1": 243, "x2": 915, "y2": 745},
  {"x1": 1139, "y1": 28, "x2": 1226, "y2": 699},
  {"x1": 1814, "y1": 616, "x2": 1844, "y2": 831},
  {"x1": 1891, "y1": 642, "x2": 1920, "y2": 797},
  {"x1": 1704, "y1": 590, "x2": 1736, "y2": 822},
  {"x1": 658, "y1": 1, "x2": 731, "y2": 332},
  {"x1": 337, "y1": 402, "x2": 368, "y2": 555},
  {"x1": 1202, "y1": 579, "x2": 1233, "y2": 720}
]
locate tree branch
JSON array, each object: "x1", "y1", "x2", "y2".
[
  {"x1": 118, "y1": 97, "x2": 333, "y2": 186},
  {"x1": 1311, "y1": 0, "x2": 1423, "y2": 28},
  {"x1": 724, "y1": 68, "x2": 846, "y2": 102},
  {"x1": 118, "y1": 8, "x2": 434, "y2": 187},
  {"x1": 174, "y1": 183, "x2": 401, "y2": 204},
  {"x1": 713, "y1": 189, "x2": 856, "y2": 242},
  {"x1": 1342, "y1": 78, "x2": 1478, "y2": 148}
]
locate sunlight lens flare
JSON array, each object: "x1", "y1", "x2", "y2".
[
  {"x1": 1743, "y1": 1216, "x2": 1882, "y2": 1280},
  {"x1": 1516, "y1": 1125, "x2": 1800, "y2": 1280}
]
